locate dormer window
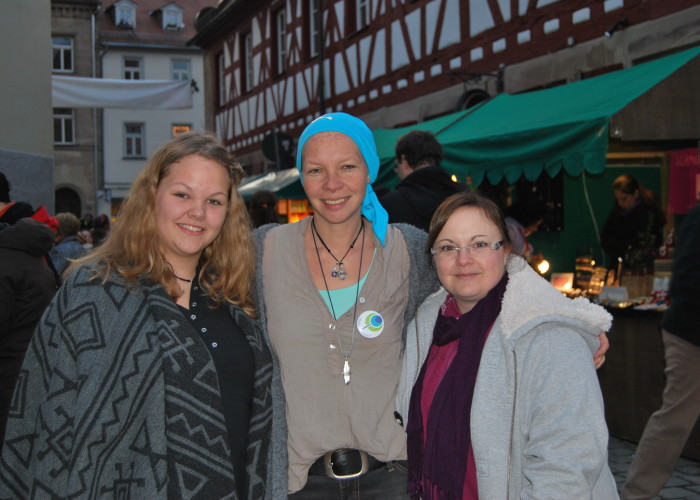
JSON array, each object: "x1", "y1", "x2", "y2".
[
  {"x1": 164, "y1": 5, "x2": 184, "y2": 30},
  {"x1": 152, "y1": 3, "x2": 184, "y2": 31},
  {"x1": 115, "y1": 0, "x2": 136, "y2": 29}
]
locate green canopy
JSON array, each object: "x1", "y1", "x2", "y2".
[
  {"x1": 373, "y1": 45, "x2": 700, "y2": 187},
  {"x1": 238, "y1": 168, "x2": 305, "y2": 200}
]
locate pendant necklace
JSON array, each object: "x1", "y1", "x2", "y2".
[
  {"x1": 311, "y1": 218, "x2": 363, "y2": 280},
  {"x1": 311, "y1": 218, "x2": 365, "y2": 384},
  {"x1": 174, "y1": 274, "x2": 192, "y2": 283}
]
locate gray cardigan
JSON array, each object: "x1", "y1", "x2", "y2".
[
  {"x1": 253, "y1": 221, "x2": 440, "y2": 496},
  {"x1": 397, "y1": 256, "x2": 618, "y2": 499}
]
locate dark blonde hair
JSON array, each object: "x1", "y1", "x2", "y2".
[
  {"x1": 428, "y1": 191, "x2": 512, "y2": 252},
  {"x1": 56, "y1": 212, "x2": 81, "y2": 237},
  {"x1": 72, "y1": 132, "x2": 256, "y2": 316}
]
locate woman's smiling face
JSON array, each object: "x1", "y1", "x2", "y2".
[
  {"x1": 433, "y1": 206, "x2": 509, "y2": 314},
  {"x1": 300, "y1": 131, "x2": 370, "y2": 226},
  {"x1": 154, "y1": 154, "x2": 230, "y2": 268}
]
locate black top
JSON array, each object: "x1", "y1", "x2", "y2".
[
  {"x1": 600, "y1": 200, "x2": 665, "y2": 272},
  {"x1": 178, "y1": 277, "x2": 254, "y2": 499},
  {"x1": 380, "y1": 165, "x2": 469, "y2": 232}
]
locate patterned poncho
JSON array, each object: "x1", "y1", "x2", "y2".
[{"x1": 0, "y1": 265, "x2": 277, "y2": 499}]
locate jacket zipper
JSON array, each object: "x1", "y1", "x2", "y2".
[{"x1": 506, "y1": 349, "x2": 518, "y2": 500}]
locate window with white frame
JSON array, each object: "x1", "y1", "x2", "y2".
[
  {"x1": 275, "y1": 9, "x2": 286, "y2": 74},
  {"x1": 115, "y1": 0, "x2": 136, "y2": 29},
  {"x1": 171, "y1": 60, "x2": 190, "y2": 81},
  {"x1": 162, "y1": 4, "x2": 184, "y2": 31},
  {"x1": 53, "y1": 108, "x2": 75, "y2": 144},
  {"x1": 52, "y1": 37, "x2": 74, "y2": 72},
  {"x1": 124, "y1": 57, "x2": 142, "y2": 79},
  {"x1": 217, "y1": 52, "x2": 226, "y2": 106},
  {"x1": 124, "y1": 123, "x2": 145, "y2": 158},
  {"x1": 357, "y1": 0, "x2": 369, "y2": 30},
  {"x1": 309, "y1": 0, "x2": 320, "y2": 58},
  {"x1": 244, "y1": 32, "x2": 254, "y2": 91}
]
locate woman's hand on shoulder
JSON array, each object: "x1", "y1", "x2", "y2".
[{"x1": 593, "y1": 333, "x2": 609, "y2": 369}]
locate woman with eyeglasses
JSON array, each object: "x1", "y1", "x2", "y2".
[{"x1": 397, "y1": 191, "x2": 618, "y2": 499}]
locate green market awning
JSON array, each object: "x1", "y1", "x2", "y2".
[
  {"x1": 238, "y1": 168, "x2": 305, "y2": 200},
  {"x1": 373, "y1": 45, "x2": 700, "y2": 187}
]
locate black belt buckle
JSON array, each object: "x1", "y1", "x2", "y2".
[{"x1": 323, "y1": 449, "x2": 369, "y2": 479}]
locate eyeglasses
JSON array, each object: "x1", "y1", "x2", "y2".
[{"x1": 430, "y1": 240, "x2": 505, "y2": 259}]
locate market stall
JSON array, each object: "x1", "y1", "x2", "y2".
[{"x1": 597, "y1": 307, "x2": 700, "y2": 461}]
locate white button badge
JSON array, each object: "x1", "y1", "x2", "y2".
[{"x1": 357, "y1": 310, "x2": 384, "y2": 339}]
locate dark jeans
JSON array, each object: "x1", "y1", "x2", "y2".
[{"x1": 289, "y1": 460, "x2": 410, "y2": 500}]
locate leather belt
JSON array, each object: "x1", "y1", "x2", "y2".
[{"x1": 307, "y1": 449, "x2": 386, "y2": 479}]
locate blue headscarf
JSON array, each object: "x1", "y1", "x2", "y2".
[{"x1": 296, "y1": 112, "x2": 389, "y2": 246}]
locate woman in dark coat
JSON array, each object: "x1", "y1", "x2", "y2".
[{"x1": 601, "y1": 174, "x2": 666, "y2": 273}]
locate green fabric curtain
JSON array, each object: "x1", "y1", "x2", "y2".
[{"x1": 373, "y1": 45, "x2": 700, "y2": 186}]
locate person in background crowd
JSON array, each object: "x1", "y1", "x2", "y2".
[
  {"x1": 249, "y1": 189, "x2": 279, "y2": 227},
  {"x1": 77, "y1": 228, "x2": 94, "y2": 250},
  {"x1": 600, "y1": 174, "x2": 666, "y2": 273},
  {"x1": 380, "y1": 130, "x2": 468, "y2": 231},
  {"x1": 621, "y1": 200, "x2": 700, "y2": 499},
  {"x1": 49, "y1": 212, "x2": 88, "y2": 278},
  {"x1": 0, "y1": 172, "x2": 35, "y2": 225},
  {"x1": 0, "y1": 218, "x2": 56, "y2": 450},
  {"x1": 91, "y1": 212, "x2": 111, "y2": 246},
  {"x1": 0, "y1": 172, "x2": 59, "y2": 233},
  {"x1": 29, "y1": 205, "x2": 59, "y2": 234},
  {"x1": 505, "y1": 199, "x2": 546, "y2": 261},
  {"x1": 399, "y1": 192, "x2": 617, "y2": 499},
  {"x1": 81, "y1": 212, "x2": 94, "y2": 230},
  {"x1": 0, "y1": 132, "x2": 283, "y2": 499}
]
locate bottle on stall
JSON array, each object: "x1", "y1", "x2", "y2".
[{"x1": 574, "y1": 247, "x2": 594, "y2": 291}]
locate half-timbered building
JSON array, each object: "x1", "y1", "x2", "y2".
[{"x1": 191, "y1": 0, "x2": 700, "y2": 174}]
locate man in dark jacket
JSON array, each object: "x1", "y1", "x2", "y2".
[
  {"x1": 0, "y1": 172, "x2": 35, "y2": 225},
  {"x1": 379, "y1": 130, "x2": 468, "y2": 231},
  {"x1": 621, "y1": 201, "x2": 700, "y2": 499},
  {"x1": 0, "y1": 218, "x2": 56, "y2": 447}
]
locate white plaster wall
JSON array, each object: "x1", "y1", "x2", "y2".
[
  {"x1": 0, "y1": 0, "x2": 53, "y2": 157},
  {"x1": 99, "y1": 48, "x2": 206, "y2": 213}
]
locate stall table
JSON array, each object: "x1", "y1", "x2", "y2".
[{"x1": 597, "y1": 307, "x2": 700, "y2": 461}]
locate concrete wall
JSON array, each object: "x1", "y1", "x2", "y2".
[
  {"x1": 0, "y1": 0, "x2": 53, "y2": 157},
  {"x1": 0, "y1": 0, "x2": 55, "y2": 212}
]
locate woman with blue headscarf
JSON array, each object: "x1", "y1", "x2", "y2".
[{"x1": 252, "y1": 112, "x2": 440, "y2": 498}]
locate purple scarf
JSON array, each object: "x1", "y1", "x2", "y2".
[{"x1": 407, "y1": 274, "x2": 508, "y2": 499}]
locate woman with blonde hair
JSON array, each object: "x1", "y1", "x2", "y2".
[{"x1": 0, "y1": 132, "x2": 285, "y2": 499}]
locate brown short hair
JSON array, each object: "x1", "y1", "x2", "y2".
[
  {"x1": 56, "y1": 212, "x2": 81, "y2": 237},
  {"x1": 428, "y1": 191, "x2": 512, "y2": 252},
  {"x1": 72, "y1": 132, "x2": 256, "y2": 316}
]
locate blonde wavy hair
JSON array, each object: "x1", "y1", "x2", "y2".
[{"x1": 72, "y1": 132, "x2": 256, "y2": 316}]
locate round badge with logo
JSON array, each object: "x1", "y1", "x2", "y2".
[{"x1": 357, "y1": 310, "x2": 384, "y2": 338}]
